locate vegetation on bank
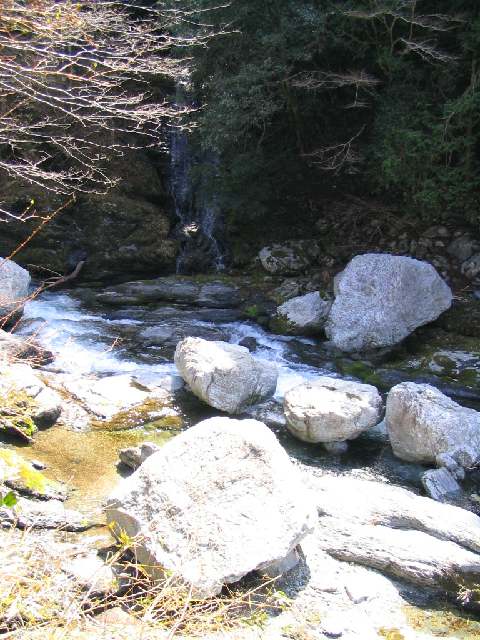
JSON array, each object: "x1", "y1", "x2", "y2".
[{"x1": 185, "y1": 1, "x2": 480, "y2": 230}]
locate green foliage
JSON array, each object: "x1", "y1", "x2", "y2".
[
  {"x1": 0, "y1": 388, "x2": 37, "y2": 440},
  {"x1": 0, "y1": 491, "x2": 17, "y2": 508},
  {"x1": 182, "y1": 0, "x2": 480, "y2": 228}
]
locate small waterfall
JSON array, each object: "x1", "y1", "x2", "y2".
[{"x1": 169, "y1": 86, "x2": 225, "y2": 275}]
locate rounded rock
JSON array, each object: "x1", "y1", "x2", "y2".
[{"x1": 284, "y1": 377, "x2": 383, "y2": 444}]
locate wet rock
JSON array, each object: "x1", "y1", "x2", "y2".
[
  {"x1": 284, "y1": 377, "x2": 383, "y2": 445},
  {"x1": 386, "y1": 382, "x2": 480, "y2": 466},
  {"x1": 139, "y1": 322, "x2": 228, "y2": 347},
  {"x1": 325, "y1": 254, "x2": 452, "y2": 352},
  {"x1": 238, "y1": 336, "x2": 258, "y2": 351},
  {"x1": 361, "y1": 327, "x2": 480, "y2": 400},
  {"x1": 462, "y1": 253, "x2": 480, "y2": 279},
  {"x1": 174, "y1": 337, "x2": 278, "y2": 414},
  {"x1": 448, "y1": 234, "x2": 478, "y2": 263},
  {"x1": 258, "y1": 241, "x2": 320, "y2": 275},
  {"x1": 97, "y1": 277, "x2": 242, "y2": 308},
  {"x1": 106, "y1": 305, "x2": 242, "y2": 323},
  {"x1": 312, "y1": 474, "x2": 480, "y2": 592},
  {"x1": 0, "y1": 258, "x2": 30, "y2": 325},
  {"x1": 118, "y1": 441, "x2": 160, "y2": 471},
  {"x1": 270, "y1": 292, "x2": 331, "y2": 336},
  {"x1": 421, "y1": 468, "x2": 462, "y2": 503},
  {"x1": 106, "y1": 417, "x2": 315, "y2": 597},
  {"x1": 243, "y1": 398, "x2": 287, "y2": 428}
]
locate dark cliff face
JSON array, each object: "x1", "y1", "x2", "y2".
[{"x1": 0, "y1": 148, "x2": 179, "y2": 282}]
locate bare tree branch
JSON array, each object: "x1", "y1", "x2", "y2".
[{"x1": 0, "y1": 0, "x2": 221, "y2": 218}]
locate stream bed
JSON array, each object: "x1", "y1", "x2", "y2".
[
  {"x1": 3, "y1": 284, "x2": 480, "y2": 639},
  {"x1": 9, "y1": 288, "x2": 431, "y2": 512}
]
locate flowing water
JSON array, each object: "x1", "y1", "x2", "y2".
[
  {"x1": 169, "y1": 87, "x2": 225, "y2": 273},
  {"x1": 5, "y1": 287, "x2": 432, "y2": 515}
]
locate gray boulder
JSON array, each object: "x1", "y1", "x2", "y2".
[
  {"x1": 284, "y1": 377, "x2": 383, "y2": 444},
  {"x1": 386, "y1": 382, "x2": 480, "y2": 467},
  {"x1": 258, "y1": 241, "x2": 319, "y2": 275},
  {"x1": 105, "y1": 417, "x2": 315, "y2": 597},
  {"x1": 325, "y1": 254, "x2": 452, "y2": 352},
  {"x1": 421, "y1": 468, "x2": 462, "y2": 503},
  {"x1": 0, "y1": 258, "x2": 30, "y2": 324},
  {"x1": 174, "y1": 338, "x2": 278, "y2": 414},
  {"x1": 270, "y1": 292, "x2": 331, "y2": 336}
]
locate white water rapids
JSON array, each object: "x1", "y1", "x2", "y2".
[{"x1": 18, "y1": 290, "x2": 326, "y2": 399}]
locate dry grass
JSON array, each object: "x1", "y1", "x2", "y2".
[{"x1": 0, "y1": 525, "x2": 290, "y2": 640}]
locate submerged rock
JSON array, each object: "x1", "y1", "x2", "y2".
[
  {"x1": 174, "y1": 337, "x2": 278, "y2": 414},
  {"x1": 106, "y1": 417, "x2": 315, "y2": 597},
  {"x1": 270, "y1": 291, "x2": 331, "y2": 336},
  {"x1": 284, "y1": 377, "x2": 382, "y2": 445},
  {"x1": 386, "y1": 382, "x2": 480, "y2": 467},
  {"x1": 0, "y1": 258, "x2": 30, "y2": 325},
  {"x1": 325, "y1": 254, "x2": 452, "y2": 352}
]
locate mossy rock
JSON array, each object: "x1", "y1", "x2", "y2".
[
  {"x1": 91, "y1": 397, "x2": 181, "y2": 432},
  {"x1": 0, "y1": 388, "x2": 38, "y2": 442},
  {"x1": 389, "y1": 328, "x2": 480, "y2": 390},
  {"x1": 0, "y1": 449, "x2": 66, "y2": 500},
  {"x1": 269, "y1": 313, "x2": 295, "y2": 335}
]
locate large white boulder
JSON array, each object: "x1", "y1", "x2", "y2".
[
  {"x1": 386, "y1": 382, "x2": 480, "y2": 467},
  {"x1": 311, "y1": 474, "x2": 480, "y2": 591},
  {"x1": 325, "y1": 254, "x2": 452, "y2": 352},
  {"x1": 174, "y1": 338, "x2": 277, "y2": 414},
  {"x1": 270, "y1": 292, "x2": 331, "y2": 336},
  {"x1": 284, "y1": 377, "x2": 383, "y2": 444},
  {"x1": 0, "y1": 258, "x2": 30, "y2": 324},
  {"x1": 105, "y1": 417, "x2": 315, "y2": 597}
]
